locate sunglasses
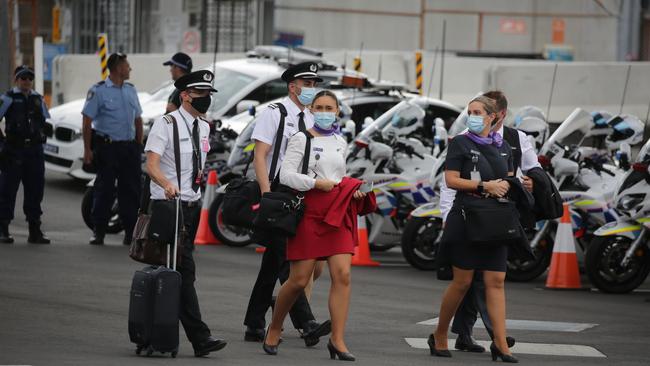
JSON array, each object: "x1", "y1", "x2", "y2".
[{"x1": 19, "y1": 76, "x2": 34, "y2": 81}]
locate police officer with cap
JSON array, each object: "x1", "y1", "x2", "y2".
[
  {"x1": 163, "y1": 52, "x2": 193, "y2": 113},
  {"x1": 145, "y1": 69, "x2": 227, "y2": 357},
  {"x1": 82, "y1": 53, "x2": 143, "y2": 245},
  {"x1": 0, "y1": 65, "x2": 51, "y2": 244},
  {"x1": 243, "y1": 61, "x2": 331, "y2": 345}
]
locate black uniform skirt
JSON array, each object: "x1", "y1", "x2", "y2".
[{"x1": 440, "y1": 205, "x2": 509, "y2": 272}]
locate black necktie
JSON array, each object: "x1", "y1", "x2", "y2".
[
  {"x1": 191, "y1": 119, "x2": 200, "y2": 192},
  {"x1": 298, "y1": 111, "x2": 306, "y2": 132}
]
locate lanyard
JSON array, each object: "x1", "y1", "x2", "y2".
[{"x1": 178, "y1": 111, "x2": 202, "y2": 167}]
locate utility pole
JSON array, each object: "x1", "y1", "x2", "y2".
[{"x1": 0, "y1": 0, "x2": 11, "y2": 91}]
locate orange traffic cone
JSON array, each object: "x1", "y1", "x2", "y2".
[
  {"x1": 352, "y1": 216, "x2": 380, "y2": 267},
  {"x1": 545, "y1": 203, "x2": 582, "y2": 289},
  {"x1": 194, "y1": 170, "x2": 221, "y2": 245}
]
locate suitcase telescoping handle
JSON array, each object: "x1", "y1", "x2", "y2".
[{"x1": 166, "y1": 196, "x2": 181, "y2": 271}]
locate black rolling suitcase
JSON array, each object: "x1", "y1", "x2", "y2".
[{"x1": 128, "y1": 197, "x2": 182, "y2": 358}]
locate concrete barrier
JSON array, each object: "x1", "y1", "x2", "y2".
[{"x1": 51, "y1": 52, "x2": 244, "y2": 106}]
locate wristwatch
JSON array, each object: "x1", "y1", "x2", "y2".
[{"x1": 477, "y1": 181, "x2": 484, "y2": 194}]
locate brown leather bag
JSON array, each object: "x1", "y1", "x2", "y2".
[{"x1": 129, "y1": 114, "x2": 184, "y2": 266}]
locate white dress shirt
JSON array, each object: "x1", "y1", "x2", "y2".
[
  {"x1": 280, "y1": 133, "x2": 348, "y2": 191},
  {"x1": 251, "y1": 97, "x2": 315, "y2": 177},
  {"x1": 145, "y1": 106, "x2": 210, "y2": 202},
  {"x1": 439, "y1": 126, "x2": 541, "y2": 221}
]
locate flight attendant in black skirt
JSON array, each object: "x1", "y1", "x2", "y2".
[{"x1": 429, "y1": 96, "x2": 519, "y2": 363}]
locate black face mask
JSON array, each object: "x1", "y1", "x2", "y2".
[{"x1": 190, "y1": 95, "x2": 211, "y2": 114}]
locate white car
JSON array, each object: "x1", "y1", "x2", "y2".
[
  {"x1": 43, "y1": 92, "x2": 151, "y2": 180},
  {"x1": 44, "y1": 54, "x2": 364, "y2": 180}
]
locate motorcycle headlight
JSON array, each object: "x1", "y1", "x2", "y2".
[{"x1": 617, "y1": 194, "x2": 645, "y2": 211}]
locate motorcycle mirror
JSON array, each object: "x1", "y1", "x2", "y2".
[
  {"x1": 345, "y1": 120, "x2": 356, "y2": 138},
  {"x1": 363, "y1": 116, "x2": 374, "y2": 129}
]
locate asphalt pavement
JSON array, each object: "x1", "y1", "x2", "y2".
[{"x1": 1, "y1": 171, "x2": 649, "y2": 366}]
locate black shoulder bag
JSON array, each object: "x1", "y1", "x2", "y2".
[
  {"x1": 129, "y1": 114, "x2": 184, "y2": 265},
  {"x1": 461, "y1": 140, "x2": 522, "y2": 246},
  {"x1": 222, "y1": 103, "x2": 290, "y2": 228},
  {"x1": 252, "y1": 131, "x2": 313, "y2": 237}
]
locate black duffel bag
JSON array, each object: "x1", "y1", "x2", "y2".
[
  {"x1": 462, "y1": 197, "x2": 522, "y2": 245},
  {"x1": 253, "y1": 131, "x2": 312, "y2": 237},
  {"x1": 221, "y1": 103, "x2": 289, "y2": 228}
]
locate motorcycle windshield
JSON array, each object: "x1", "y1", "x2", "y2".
[
  {"x1": 355, "y1": 101, "x2": 410, "y2": 143},
  {"x1": 635, "y1": 138, "x2": 650, "y2": 163},
  {"x1": 539, "y1": 108, "x2": 593, "y2": 156}
]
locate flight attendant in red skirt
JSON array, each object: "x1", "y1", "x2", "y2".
[{"x1": 262, "y1": 91, "x2": 376, "y2": 361}]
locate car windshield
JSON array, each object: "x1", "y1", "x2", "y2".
[
  {"x1": 208, "y1": 66, "x2": 257, "y2": 113},
  {"x1": 144, "y1": 66, "x2": 257, "y2": 112}
]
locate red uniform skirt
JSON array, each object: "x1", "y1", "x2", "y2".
[{"x1": 286, "y1": 188, "x2": 356, "y2": 261}]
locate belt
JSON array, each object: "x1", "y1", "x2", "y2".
[
  {"x1": 5, "y1": 136, "x2": 42, "y2": 147},
  {"x1": 181, "y1": 200, "x2": 202, "y2": 208},
  {"x1": 94, "y1": 134, "x2": 135, "y2": 144}
]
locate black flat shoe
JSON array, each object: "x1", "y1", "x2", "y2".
[
  {"x1": 490, "y1": 342, "x2": 518, "y2": 363},
  {"x1": 193, "y1": 336, "x2": 227, "y2": 357},
  {"x1": 303, "y1": 320, "x2": 332, "y2": 347},
  {"x1": 327, "y1": 339, "x2": 355, "y2": 361},
  {"x1": 455, "y1": 334, "x2": 485, "y2": 353},
  {"x1": 427, "y1": 334, "x2": 452, "y2": 357},
  {"x1": 244, "y1": 327, "x2": 265, "y2": 342},
  {"x1": 262, "y1": 329, "x2": 279, "y2": 355}
]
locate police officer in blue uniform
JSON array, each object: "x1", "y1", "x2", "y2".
[
  {"x1": 0, "y1": 66, "x2": 51, "y2": 244},
  {"x1": 82, "y1": 53, "x2": 144, "y2": 245},
  {"x1": 163, "y1": 52, "x2": 193, "y2": 113}
]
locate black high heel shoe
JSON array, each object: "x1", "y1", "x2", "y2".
[
  {"x1": 427, "y1": 334, "x2": 452, "y2": 357},
  {"x1": 490, "y1": 342, "x2": 518, "y2": 363},
  {"x1": 262, "y1": 329, "x2": 279, "y2": 356},
  {"x1": 327, "y1": 339, "x2": 355, "y2": 361}
]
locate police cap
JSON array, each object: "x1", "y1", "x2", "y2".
[
  {"x1": 163, "y1": 52, "x2": 193, "y2": 72},
  {"x1": 281, "y1": 61, "x2": 323, "y2": 83},
  {"x1": 174, "y1": 70, "x2": 218, "y2": 92},
  {"x1": 14, "y1": 65, "x2": 35, "y2": 79}
]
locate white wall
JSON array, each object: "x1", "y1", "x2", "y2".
[{"x1": 275, "y1": 0, "x2": 619, "y2": 61}]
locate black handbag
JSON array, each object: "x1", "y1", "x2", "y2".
[
  {"x1": 462, "y1": 197, "x2": 522, "y2": 245},
  {"x1": 252, "y1": 131, "x2": 312, "y2": 237},
  {"x1": 129, "y1": 114, "x2": 184, "y2": 265},
  {"x1": 221, "y1": 103, "x2": 292, "y2": 228}
]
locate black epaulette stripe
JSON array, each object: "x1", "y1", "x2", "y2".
[
  {"x1": 162, "y1": 115, "x2": 175, "y2": 124},
  {"x1": 268, "y1": 103, "x2": 278, "y2": 109},
  {"x1": 125, "y1": 82, "x2": 134, "y2": 86},
  {"x1": 95, "y1": 81, "x2": 105, "y2": 86}
]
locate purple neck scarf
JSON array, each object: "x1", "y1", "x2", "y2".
[
  {"x1": 313, "y1": 123, "x2": 339, "y2": 136},
  {"x1": 465, "y1": 131, "x2": 503, "y2": 147}
]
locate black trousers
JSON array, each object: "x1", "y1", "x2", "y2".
[
  {"x1": 451, "y1": 271, "x2": 494, "y2": 339},
  {"x1": 178, "y1": 203, "x2": 212, "y2": 344},
  {"x1": 0, "y1": 144, "x2": 45, "y2": 223},
  {"x1": 92, "y1": 141, "x2": 141, "y2": 237},
  {"x1": 244, "y1": 234, "x2": 315, "y2": 330}
]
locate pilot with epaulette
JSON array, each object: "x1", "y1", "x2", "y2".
[
  {"x1": 81, "y1": 53, "x2": 144, "y2": 245},
  {"x1": 0, "y1": 65, "x2": 51, "y2": 244}
]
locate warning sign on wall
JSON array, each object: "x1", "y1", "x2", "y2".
[
  {"x1": 552, "y1": 19, "x2": 566, "y2": 44},
  {"x1": 500, "y1": 19, "x2": 527, "y2": 35},
  {"x1": 182, "y1": 29, "x2": 201, "y2": 54}
]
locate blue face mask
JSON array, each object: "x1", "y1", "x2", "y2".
[
  {"x1": 297, "y1": 87, "x2": 316, "y2": 105},
  {"x1": 467, "y1": 115, "x2": 485, "y2": 134},
  {"x1": 313, "y1": 112, "x2": 337, "y2": 129}
]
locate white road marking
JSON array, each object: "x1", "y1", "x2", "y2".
[
  {"x1": 404, "y1": 338, "x2": 606, "y2": 358},
  {"x1": 417, "y1": 318, "x2": 598, "y2": 332}
]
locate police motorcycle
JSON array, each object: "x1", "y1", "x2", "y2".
[
  {"x1": 506, "y1": 108, "x2": 637, "y2": 281},
  {"x1": 346, "y1": 101, "x2": 445, "y2": 252},
  {"x1": 585, "y1": 138, "x2": 650, "y2": 293}
]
